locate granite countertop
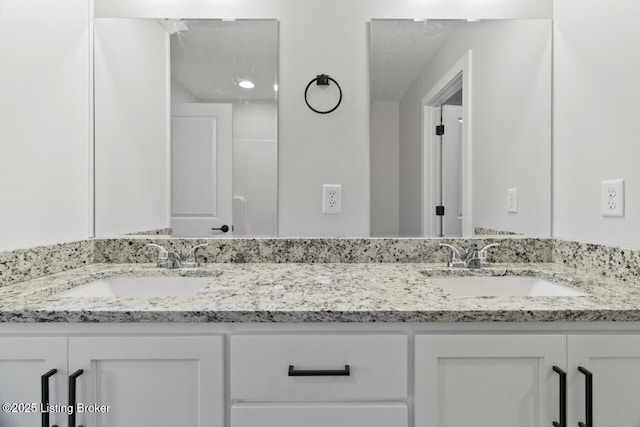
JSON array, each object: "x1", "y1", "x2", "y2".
[{"x1": 0, "y1": 262, "x2": 639, "y2": 323}]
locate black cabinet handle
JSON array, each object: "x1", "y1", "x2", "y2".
[
  {"x1": 69, "y1": 369, "x2": 84, "y2": 427},
  {"x1": 552, "y1": 366, "x2": 566, "y2": 427},
  {"x1": 288, "y1": 364, "x2": 350, "y2": 376},
  {"x1": 41, "y1": 369, "x2": 57, "y2": 427},
  {"x1": 212, "y1": 225, "x2": 230, "y2": 233},
  {"x1": 578, "y1": 366, "x2": 593, "y2": 427}
]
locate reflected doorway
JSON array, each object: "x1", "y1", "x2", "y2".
[
  {"x1": 434, "y1": 99, "x2": 463, "y2": 237},
  {"x1": 421, "y1": 50, "x2": 472, "y2": 237}
]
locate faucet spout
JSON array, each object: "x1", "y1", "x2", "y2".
[{"x1": 464, "y1": 243, "x2": 501, "y2": 269}]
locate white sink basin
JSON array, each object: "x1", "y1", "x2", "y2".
[
  {"x1": 431, "y1": 276, "x2": 586, "y2": 297},
  {"x1": 60, "y1": 277, "x2": 211, "y2": 298}
]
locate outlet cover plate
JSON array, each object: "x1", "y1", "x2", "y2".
[
  {"x1": 601, "y1": 179, "x2": 624, "y2": 217},
  {"x1": 507, "y1": 188, "x2": 518, "y2": 213},
  {"x1": 322, "y1": 184, "x2": 342, "y2": 214}
]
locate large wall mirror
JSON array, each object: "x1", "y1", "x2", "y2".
[
  {"x1": 94, "y1": 18, "x2": 278, "y2": 237},
  {"x1": 370, "y1": 19, "x2": 552, "y2": 238}
]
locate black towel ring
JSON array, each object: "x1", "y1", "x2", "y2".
[{"x1": 304, "y1": 74, "x2": 343, "y2": 114}]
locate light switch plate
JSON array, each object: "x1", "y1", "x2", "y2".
[
  {"x1": 601, "y1": 179, "x2": 624, "y2": 217},
  {"x1": 507, "y1": 188, "x2": 518, "y2": 213}
]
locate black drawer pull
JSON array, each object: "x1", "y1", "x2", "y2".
[
  {"x1": 552, "y1": 366, "x2": 566, "y2": 427},
  {"x1": 578, "y1": 366, "x2": 593, "y2": 427},
  {"x1": 41, "y1": 369, "x2": 57, "y2": 427},
  {"x1": 69, "y1": 369, "x2": 84, "y2": 427},
  {"x1": 288, "y1": 365, "x2": 350, "y2": 376}
]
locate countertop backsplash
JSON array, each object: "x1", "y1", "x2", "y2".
[
  {"x1": 2, "y1": 236, "x2": 639, "y2": 289},
  {"x1": 93, "y1": 237, "x2": 552, "y2": 265},
  {"x1": 0, "y1": 240, "x2": 93, "y2": 288},
  {"x1": 553, "y1": 238, "x2": 640, "y2": 283}
]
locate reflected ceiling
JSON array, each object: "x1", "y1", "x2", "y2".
[{"x1": 168, "y1": 19, "x2": 278, "y2": 102}]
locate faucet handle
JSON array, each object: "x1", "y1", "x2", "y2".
[
  {"x1": 479, "y1": 243, "x2": 500, "y2": 253},
  {"x1": 183, "y1": 244, "x2": 208, "y2": 267},
  {"x1": 146, "y1": 243, "x2": 169, "y2": 267},
  {"x1": 439, "y1": 243, "x2": 461, "y2": 258},
  {"x1": 439, "y1": 243, "x2": 465, "y2": 268},
  {"x1": 477, "y1": 243, "x2": 501, "y2": 265}
]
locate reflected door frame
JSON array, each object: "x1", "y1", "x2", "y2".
[{"x1": 421, "y1": 50, "x2": 473, "y2": 237}]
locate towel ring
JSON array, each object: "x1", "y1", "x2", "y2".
[{"x1": 304, "y1": 74, "x2": 342, "y2": 114}]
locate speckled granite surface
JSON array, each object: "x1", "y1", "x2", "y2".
[
  {"x1": 126, "y1": 228, "x2": 172, "y2": 236},
  {"x1": 0, "y1": 262, "x2": 636, "y2": 323},
  {"x1": 475, "y1": 227, "x2": 521, "y2": 236},
  {"x1": 94, "y1": 237, "x2": 553, "y2": 264},
  {"x1": 0, "y1": 240, "x2": 93, "y2": 288},
  {"x1": 3, "y1": 236, "x2": 640, "y2": 323},
  {"x1": 553, "y1": 239, "x2": 640, "y2": 282}
]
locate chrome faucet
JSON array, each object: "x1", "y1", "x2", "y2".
[
  {"x1": 146, "y1": 243, "x2": 208, "y2": 269},
  {"x1": 439, "y1": 243, "x2": 500, "y2": 269},
  {"x1": 439, "y1": 244, "x2": 465, "y2": 268},
  {"x1": 182, "y1": 244, "x2": 208, "y2": 268},
  {"x1": 146, "y1": 244, "x2": 169, "y2": 268}
]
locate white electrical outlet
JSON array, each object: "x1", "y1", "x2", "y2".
[
  {"x1": 601, "y1": 179, "x2": 624, "y2": 217},
  {"x1": 322, "y1": 184, "x2": 342, "y2": 214},
  {"x1": 507, "y1": 188, "x2": 518, "y2": 213}
]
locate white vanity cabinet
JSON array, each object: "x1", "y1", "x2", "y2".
[
  {"x1": 231, "y1": 403, "x2": 408, "y2": 427},
  {"x1": 568, "y1": 335, "x2": 640, "y2": 427},
  {"x1": 230, "y1": 334, "x2": 408, "y2": 427},
  {"x1": 0, "y1": 335, "x2": 224, "y2": 427},
  {"x1": 6, "y1": 327, "x2": 640, "y2": 427},
  {"x1": 414, "y1": 335, "x2": 566, "y2": 427},
  {"x1": 0, "y1": 337, "x2": 67, "y2": 427},
  {"x1": 68, "y1": 336, "x2": 224, "y2": 427}
]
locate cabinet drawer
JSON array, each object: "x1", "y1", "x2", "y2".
[
  {"x1": 231, "y1": 403, "x2": 408, "y2": 427},
  {"x1": 230, "y1": 334, "x2": 407, "y2": 400}
]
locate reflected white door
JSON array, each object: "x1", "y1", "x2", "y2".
[
  {"x1": 442, "y1": 105, "x2": 463, "y2": 237},
  {"x1": 171, "y1": 103, "x2": 232, "y2": 237}
]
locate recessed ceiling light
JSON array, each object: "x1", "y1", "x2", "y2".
[
  {"x1": 466, "y1": 19, "x2": 482, "y2": 22},
  {"x1": 239, "y1": 80, "x2": 255, "y2": 89}
]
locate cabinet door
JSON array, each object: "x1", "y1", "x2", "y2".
[
  {"x1": 231, "y1": 402, "x2": 407, "y2": 427},
  {"x1": 0, "y1": 337, "x2": 67, "y2": 427},
  {"x1": 68, "y1": 336, "x2": 224, "y2": 427},
  {"x1": 415, "y1": 335, "x2": 566, "y2": 427},
  {"x1": 568, "y1": 335, "x2": 640, "y2": 427}
]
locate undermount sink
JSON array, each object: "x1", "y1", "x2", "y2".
[
  {"x1": 59, "y1": 277, "x2": 211, "y2": 298},
  {"x1": 431, "y1": 276, "x2": 586, "y2": 297}
]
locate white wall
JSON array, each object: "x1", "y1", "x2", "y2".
[
  {"x1": 171, "y1": 78, "x2": 199, "y2": 104},
  {"x1": 0, "y1": 0, "x2": 90, "y2": 250},
  {"x1": 553, "y1": 0, "x2": 640, "y2": 248},
  {"x1": 371, "y1": 101, "x2": 400, "y2": 236},
  {"x1": 398, "y1": 20, "x2": 552, "y2": 236},
  {"x1": 94, "y1": 19, "x2": 170, "y2": 236},
  {"x1": 232, "y1": 101, "x2": 278, "y2": 236},
  {"x1": 95, "y1": 0, "x2": 551, "y2": 237}
]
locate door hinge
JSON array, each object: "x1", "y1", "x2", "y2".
[
  {"x1": 436, "y1": 206, "x2": 445, "y2": 216},
  {"x1": 436, "y1": 124, "x2": 445, "y2": 136}
]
